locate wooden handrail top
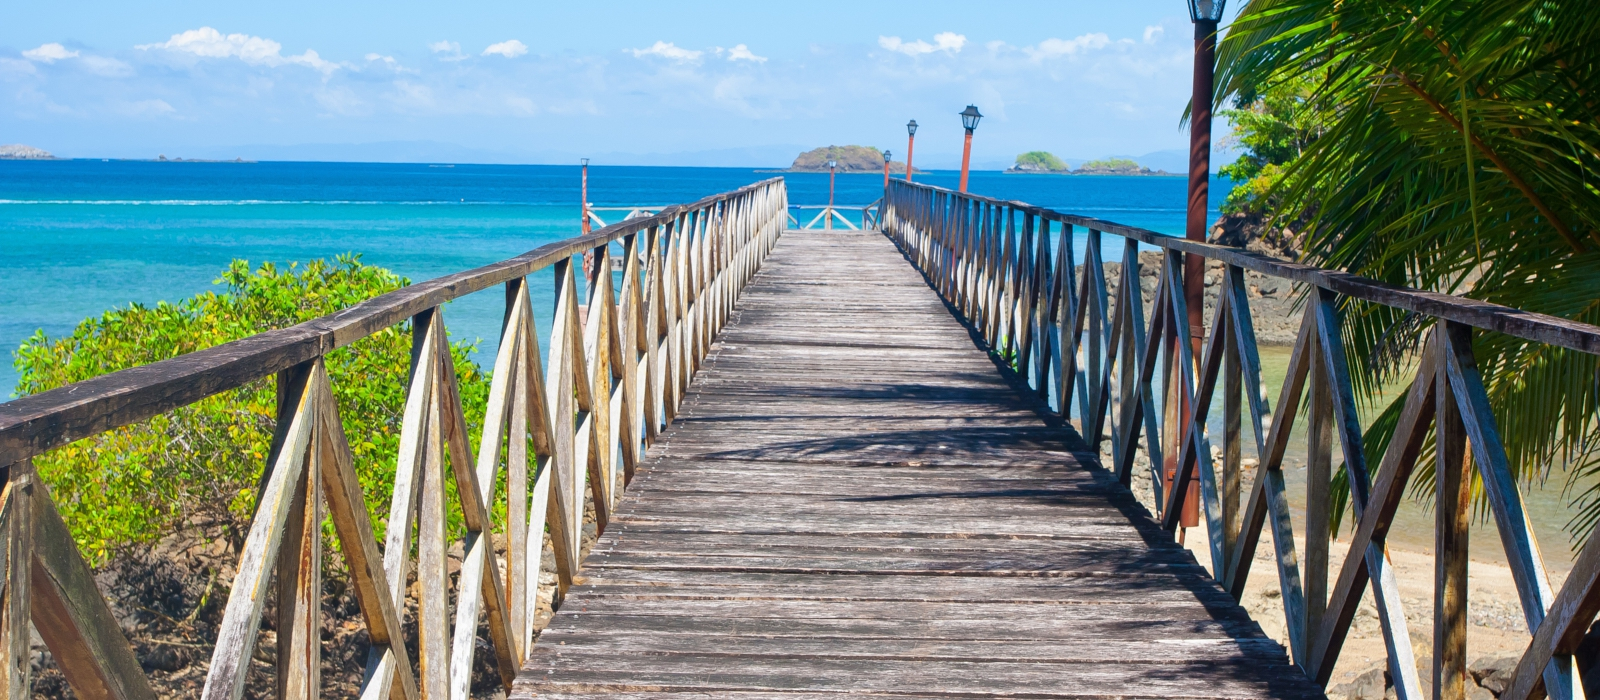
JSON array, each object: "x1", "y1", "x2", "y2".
[
  {"x1": 894, "y1": 180, "x2": 1600, "y2": 356},
  {"x1": 0, "y1": 177, "x2": 783, "y2": 466}
]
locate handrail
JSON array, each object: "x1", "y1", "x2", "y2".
[
  {"x1": 788, "y1": 199, "x2": 882, "y2": 231},
  {"x1": 884, "y1": 178, "x2": 1600, "y2": 700},
  {"x1": 892, "y1": 180, "x2": 1600, "y2": 355},
  {"x1": 0, "y1": 178, "x2": 788, "y2": 700}
]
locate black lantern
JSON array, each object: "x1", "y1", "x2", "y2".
[
  {"x1": 1188, "y1": 0, "x2": 1226, "y2": 22},
  {"x1": 828, "y1": 160, "x2": 837, "y2": 170},
  {"x1": 883, "y1": 150, "x2": 892, "y2": 163},
  {"x1": 959, "y1": 105, "x2": 982, "y2": 132},
  {"x1": 906, "y1": 119, "x2": 918, "y2": 137}
]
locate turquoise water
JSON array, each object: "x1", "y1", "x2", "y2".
[{"x1": 0, "y1": 160, "x2": 1227, "y2": 396}]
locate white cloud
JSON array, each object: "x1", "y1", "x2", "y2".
[
  {"x1": 1143, "y1": 25, "x2": 1165, "y2": 44},
  {"x1": 23, "y1": 43, "x2": 80, "y2": 63},
  {"x1": 1026, "y1": 33, "x2": 1112, "y2": 59},
  {"x1": 933, "y1": 32, "x2": 967, "y2": 52},
  {"x1": 428, "y1": 40, "x2": 468, "y2": 62},
  {"x1": 725, "y1": 44, "x2": 766, "y2": 63},
  {"x1": 629, "y1": 41, "x2": 701, "y2": 63},
  {"x1": 878, "y1": 32, "x2": 966, "y2": 57},
  {"x1": 482, "y1": 40, "x2": 528, "y2": 58},
  {"x1": 137, "y1": 27, "x2": 338, "y2": 74}
]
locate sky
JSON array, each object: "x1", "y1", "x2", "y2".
[{"x1": 0, "y1": 1, "x2": 1243, "y2": 169}]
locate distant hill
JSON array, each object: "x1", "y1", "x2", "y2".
[
  {"x1": 785, "y1": 145, "x2": 913, "y2": 173},
  {"x1": 1007, "y1": 151, "x2": 1070, "y2": 173},
  {"x1": 1075, "y1": 158, "x2": 1171, "y2": 176},
  {"x1": 0, "y1": 144, "x2": 54, "y2": 160},
  {"x1": 1004, "y1": 154, "x2": 1175, "y2": 177}
]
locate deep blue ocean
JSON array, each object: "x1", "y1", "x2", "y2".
[{"x1": 0, "y1": 160, "x2": 1228, "y2": 396}]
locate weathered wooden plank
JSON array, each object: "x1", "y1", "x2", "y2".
[
  {"x1": 1435, "y1": 333, "x2": 1471, "y2": 700},
  {"x1": 1305, "y1": 346, "x2": 1434, "y2": 687},
  {"x1": 276, "y1": 424, "x2": 320, "y2": 700},
  {"x1": 26, "y1": 478, "x2": 157, "y2": 700},
  {"x1": 1442, "y1": 321, "x2": 1576, "y2": 699},
  {"x1": 0, "y1": 465, "x2": 30, "y2": 700},
  {"x1": 314, "y1": 374, "x2": 419, "y2": 700},
  {"x1": 200, "y1": 360, "x2": 319, "y2": 700}
]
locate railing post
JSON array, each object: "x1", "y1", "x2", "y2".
[{"x1": 0, "y1": 460, "x2": 32, "y2": 700}]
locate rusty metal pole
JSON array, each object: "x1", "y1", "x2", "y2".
[
  {"x1": 580, "y1": 158, "x2": 594, "y2": 279},
  {"x1": 883, "y1": 150, "x2": 892, "y2": 190},
  {"x1": 1174, "y1": 10, "x2": 1221, "y2": 535},
  {"x1": 958, "y1": 130, "x2": 974, "y2": 194},
  {"x1": 827, "y1": 160, "x2": 837, "y2": 231},
  {"x1": 905, "y1": 120, "x2": 918, "y2": 183},
  {"x1": 581, "y1": 159, "x2": 591, "y2": 235},
  {"x1": 829, "y1": 160, "x2": 836, "y2": 208},
  {"x1": 958, "y1": 105, "x2": 982, "y2": 194}
]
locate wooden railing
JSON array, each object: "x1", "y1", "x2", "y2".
[
  {"x1": 883, "y1": 179, "x2": 1600, "y2": 700},
  {"x1": 787, "y1": 201, "x2": 881, "y2": 231},
  {"x1": 584, "y1": 205, "x2": 667, "y2": 229},
  {"x1": 0, "y1": 178, "x2": 788, "y2": 700}
]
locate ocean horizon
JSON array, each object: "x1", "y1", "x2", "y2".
[{"x1": 0, "y1": 159, "x2": 1230, "y2": 396}]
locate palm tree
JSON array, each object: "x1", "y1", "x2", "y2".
[{"x1": 1214, "y1": 0, "x2": 1600, "y2": 533}]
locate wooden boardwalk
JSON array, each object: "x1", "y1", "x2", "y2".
[{"x1": 512, "y1": 230, "x2": 1324, "y2": 699}]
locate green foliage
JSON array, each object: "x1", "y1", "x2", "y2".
[
  {"x1": 13, "y1": 255, "x2": 488, "y2": 565},
  {"x1": 1015, "y1": 151, "x2": 1069, "y2": 171},
  {"x1": 1079, "y1": 158, "x2": 1140, "y2": 171},
  {"x1": 1217, "y1": 0, "x2": 1600, "y2": 537},
  {"x1": 1218, "y1": 74, "x2": 1332, "y2": 213},
  {"x1": 1220, "y1": 163, "x2": 1287, "y2": 214}
]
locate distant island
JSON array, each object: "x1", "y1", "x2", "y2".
[
  {"x1": 153, "y1": 155, "x2": 254, "y2": 163},
  {"x1": 1004, "y1": 152, "x2": 1175, "y2": 176},
  {"x1": 775, "y1": 145, "x2": 915, "y2": 174},
  {"x1": 0, "y1": 144, "x2": 55, "y2": 160},
  {"x1": 1009, "y1": 151, "x2": 1070, "y2": 173}
]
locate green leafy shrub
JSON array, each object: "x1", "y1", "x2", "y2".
[
  {"x1": 1218, "y1": 73, "x2": 1331, "y2": 214},
  {"x1": 13, "y1": 255, "x2": 488, "y2": 565}
]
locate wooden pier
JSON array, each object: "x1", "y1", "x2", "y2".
[
  {"x1": 6, "y1": 176, "x2": 1600, "y2": 700},
  {"x1": 512, "y1": 230, "x2": 1321, "y2": 698}
]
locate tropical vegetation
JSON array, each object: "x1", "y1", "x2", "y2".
[
  {"x1": 1014, "y1": 151, "x2": 1070, "y2": 171},
  {"x1": 1217, "y1": 73, "x2": 1331, "y2": 213},
  {"x1": 1216, "y1": 0, "x2": 1600, "y2": 534},
  {"x1": 1078, "y1": 157, "x2": 1141, "y2": 171},
  {"x1": 13, "y1": 256, "x2": 488, "y2": 564}
]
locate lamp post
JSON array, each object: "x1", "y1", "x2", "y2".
[
  {"x1": 882, "y1": 150, "x2": 893, "y2": 190},
  {"x1": 827, "y1": 160, "x2": 837, "y2": 231},
  {"x1": 904, "y1": 120, "x2": 918, "y2": 183},
  {"x1": 580, "y1": 157, "x2": 595, "y2": 280},
  {"x1": 580, "y1": 158, "x2": 591, "y2": 236},
  {"x1": 1168, "y1": 0, "x2": 1226, "y2": 539},
  {"x1": 958, "y1": 105, "x2": 982, "y2": 193}
]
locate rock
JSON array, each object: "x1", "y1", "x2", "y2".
[
  {"x1": 141, "y1": 644, "x2": 187, "y2": 672},
  {"x1": 1470, "y1": 655, "x2": 1519, "y2": 695},
  {"x1": 1466, "y1": 686, "x2": 1494, "y2": 700},
  {"x1": 1263, "y1": 587, "x2": 1281, "y2": 599},
  {"x1": 1346, "y1": 667, "x2": 1388, "y2": 700}
]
